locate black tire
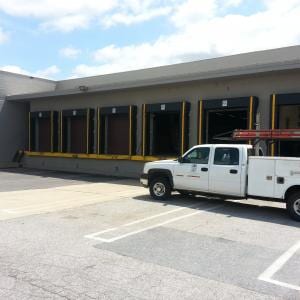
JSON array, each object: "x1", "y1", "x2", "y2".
[
  {"x1": 286, "y1": 191, "x2": 300, "y2": 222},
  {"x1": 149, "y1": 177, "x2": 171, "y2": 200}
]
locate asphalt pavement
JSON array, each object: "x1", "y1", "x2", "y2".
[{"x1": 0, "y1": 168, "x2": 299, "y2": 299}]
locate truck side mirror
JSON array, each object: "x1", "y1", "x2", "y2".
[{"x1": 178, "y1": 157, "x2": 184, "y2": 163}]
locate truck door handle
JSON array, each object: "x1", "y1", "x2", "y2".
[
  {"x1": 201, "y1": 167, "x2": 208, "y2": 172},
  {"x1": 230, "y1": 169, "x2": 238, "y2": 174}
]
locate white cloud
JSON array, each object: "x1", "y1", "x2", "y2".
[
  {"x1": 0, "y1": 27, "x2": 8, "y2": 44},
  {"x1": 34, "y1": 65, "x2": 60, "y2": 78},
  {"x1": 0, "y1": 0, "x2": 181, "y2": 32},
  {"x1": 60, "y1": 46, "x2": 82, "y2": 59},
  {"x1": 102, "y1": 6, "x2": 172, "y2": 28},
  {"x1": 41, "y1": 15, "x2": 91, "y2": 32},
  {"x1": 0, "y1": 0, "x2": 117, "y2": 19},
  {"x1": 71, "y1": 0, "x2": 300, "y2": 77},
  {"x1": 0, "y1": 65, "x2": 29, "y2": 75},
  {"x1": 0, "y1": 65, "x2": 60, "y2": 79}
]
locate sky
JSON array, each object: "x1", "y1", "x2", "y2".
[{"x1": 0, "y1": 0, "x2": 299, "y2": 80}]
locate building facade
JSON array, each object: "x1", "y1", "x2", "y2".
[{"x1": 3, "y1": 46, "x2": 300, "y2": 177}]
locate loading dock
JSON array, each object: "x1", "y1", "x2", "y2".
[
  {"x1": 29, "y1": 111, "x2": 58, "y2": 152},
  {"x1": 60, "y1": 109, "x2": 94, "y2": 154},
  {"x1": 198, "y1": 97, "x2": 258, "y2": 144},
  {"x1": 98, "y1": 106, "x2": 136, "y2": 155},
  {"x1": 142, "y1": 101, "x2": 190, "y2": 157},
  {"x1": 270, "y1": 93, "x2": 300, "y2": 157}
]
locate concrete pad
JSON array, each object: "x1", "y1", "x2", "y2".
[{"x1": 0, "y1": 175, "x2": 145, "y2": 220}]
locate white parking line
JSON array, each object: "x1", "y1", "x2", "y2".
[
  {"x1": 258, "y1": 240, "x2": 300, "y2": 291},
  {"x1": 85, "y1": 203, "x2": 203, "y2": 237},
  {"x1": 85, "y1": 203, "x2": 223, "y2": 243},
  {"x1": 0, "y1": 209, "x2": 17, "y2": 214}
]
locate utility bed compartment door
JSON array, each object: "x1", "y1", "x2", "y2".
[
  {"x1": 248, "y1": 158, "x2": 275, "y2": 198},
  {"x1": 274, "y1": 159, "x2": 300, "y2": 199}
]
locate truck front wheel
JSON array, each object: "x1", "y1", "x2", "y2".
[
  {"x1": 286, "y1": 191, "x2": 300, "y2": 221},
  {"x1": 150, "y1": 177, "x2": 171, "y2": 200}
]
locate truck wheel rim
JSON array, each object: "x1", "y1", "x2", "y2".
[
  {"x1": 294, "y1": 199, "x2": 300, "y2": 216},
  {"x1": 153, "y1": 182, "x2": 165, "y2": 197}
]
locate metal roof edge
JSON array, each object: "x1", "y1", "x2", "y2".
[
  {"x1": 0, "y1": 70, "x2": 55, "y2": 83},
  {"x1": 6, "y1": 58, "x2": 300, "y2": 101}
]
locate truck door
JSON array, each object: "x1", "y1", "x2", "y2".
[
  {"x1": 173, "y1": 147, "x2": 210, "y2": 191},
  {"x1": 209, "y1": 147, "x2": 242, "y2": 196}
]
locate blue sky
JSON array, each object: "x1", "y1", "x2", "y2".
[{"x1": 0, "y1": 0, "x2": 299, "y2": 80}]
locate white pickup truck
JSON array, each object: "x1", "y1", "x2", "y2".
[{"x1": 140, "y1": 144, "x2": 300, "y2": 221}]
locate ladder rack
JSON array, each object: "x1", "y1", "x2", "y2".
[{"x1": 233, "y1": 129, "x2": 300, "y2": 141}]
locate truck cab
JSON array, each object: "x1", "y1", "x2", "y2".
[{"x1": 141, "y1": 144, "x2": 251, "y2": 197}]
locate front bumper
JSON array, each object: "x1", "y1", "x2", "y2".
[{"x1": 140, "y1": 173, "x2": 149, "y2": 187}]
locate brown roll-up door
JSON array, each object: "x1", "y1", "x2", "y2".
[
  {"x1": 29, "y1": 111, "x2": 58, "y2": 152},
  {"x1": 70, "y1": 116, "x2": 87, "y2": 154},
  {"x1": 107, "y1": 114, "x2": 129, "y2": 155},
  {"x1": 38, "y1": 118, "x2": 51, "y2": 152},
  {"x1": 99, "y1": 106, "x2": 137, "y2": 155}
]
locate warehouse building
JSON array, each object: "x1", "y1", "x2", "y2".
[{"x1": 2, "y1": 45, "x2": 300, "y2": 177}]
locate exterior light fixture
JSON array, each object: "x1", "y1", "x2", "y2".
[{"x1": 79, "y1": 85, "x2": 88, "y2": 92}]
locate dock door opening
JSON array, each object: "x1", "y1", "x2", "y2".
[
  {"x1": 29, "y1": 111, "x2": 58, "y2": 152},
  {"x1": 271, "y1": 93, "x2": 300, "y2": 157},
  {"x1": 198, "y1": 97, "x2": 258, "y2": 144},
  {"x1": 98, "y1": 106, "x2": 137, "y2": 155},
  {"x1": 151, "y1": 113, "x2": 180, "y2": 155},
  {"x1": 142, "y1": 102, "x2": 190, "y2": 157},
  {"x1": 61, "y1": 109, "x2": 94, "y2": 154},
  {"x1": 206, "y1": 109, "x2": 248, "y2": 143}
]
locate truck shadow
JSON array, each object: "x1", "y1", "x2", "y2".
[{"x1": 133, "y1": 194, "x2": 300, "y2": 228}]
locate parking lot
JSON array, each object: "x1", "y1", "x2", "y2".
[{"x1": 0, "y1": 168, "x2": 299, "y2": 299}]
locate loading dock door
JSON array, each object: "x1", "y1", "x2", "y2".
[
  {"x1": 99, "y1": 106, "x2": 137, "y2": 155},
  {"x1": 271, "y1": 94, "x2": 300, "y2": 157},
  {"x1": 107, "y1": 114, "x2": 129, "y2": 155},
  {"x1": 142, "y1": 101, "x2": 190, "y2": 157},
  {"x1": 29, "y1": 111, "x2": 58, "y2": 152},
  {"x1": 61, "y1": 109, "x2": 95, "y2": 154},
  {"x1": 278, "y1": 105, "x2": 300, "y2": 157},
  {"x1": 198, "y1": 97, "x2": 258, "y2": 144},
  {"x1": 207, "y1": 109, "x2": 248, "y2": 143},
  {"x1": 38, "y1": 118, "x2": 51, "y2": 152},
  {"x1": 70, "y1": 117, "x2": 87, "y2": 154},
  {"x1": 152, "y1": 113, "x2": 180, "y2": 156}
]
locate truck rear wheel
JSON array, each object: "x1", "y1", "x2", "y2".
[
  {"x1": 150, "y1": 177, "x2": 171, "y2": 200},
  {"x1": 286, "y1": 191, "x2": 300, "y2": 221}
]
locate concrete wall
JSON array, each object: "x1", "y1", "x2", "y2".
[
  {"x1": 0, "y1": 100, "x2": 28, "y2": 167},
  {"x1": 0, "y1": 72, "x2": 56, "y2": 166},
  {"x1": 23, "y1": 156, "x2": 144, "y2": 178}
]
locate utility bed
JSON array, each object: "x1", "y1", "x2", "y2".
[{"x1": 248, "y1": 156, "x2": 300, "y2": 199}]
